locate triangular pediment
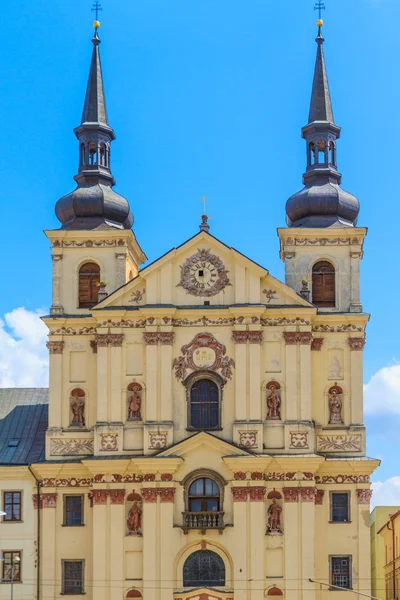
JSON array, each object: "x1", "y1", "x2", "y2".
[
  {"x1": 156, "y1": 432, "x2": 253, "y2": 459},
  {"x1": 95, "y1": 231, "x2": 313, "y2": 310}
]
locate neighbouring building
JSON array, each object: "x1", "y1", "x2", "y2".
[
  {"x1": 377, "y1": 509, "x2": 400, "y2": 600},
  {"x1": 371, "y1": 507, "x2": 400, "y2": 600},
  {"x1": 0, "y1": 15, "x2": 379, "y2": 600}
]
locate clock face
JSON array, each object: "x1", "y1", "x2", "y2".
[{"x1": 178, "y1": 249, "x2": 231, "y2": 297}]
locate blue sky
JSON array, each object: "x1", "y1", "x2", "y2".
[{"x1": 0, "y1": 0, "x2": 399, "y2": 500}]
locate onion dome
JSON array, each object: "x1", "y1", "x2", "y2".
[{"x1": 55, "y1": 23, "x2": 133, "y2": 230}]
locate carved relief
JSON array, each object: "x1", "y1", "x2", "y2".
[
  {"x1": 127, "y1": 493, "x2": 143, "y2": 535},
  {"x1": 177, "y1": 248, "x2": 231, "y2": 297},
  {"x1": 328, "y1": 350, "x2": 344, "y2": 380},
  {"x1": 161, "y1": 473, "x2": 173, "y2": 482},
  {"x1": 70, "y1": 388, "x2": 86, "y2": 427},
  {"x1": 238, "y1": 430, "x2": 258, "y2": 449},
  {"x1": 158, "y1": 488, "x2": 176, "y2": 502},
  {"x1": 232, "y1": 331, "x2": 263, "y2": 344},
  {"x1": 149, "y1": 432, "x2": 168, "y2": 450},
  {"x1": 315, "y1": 490, "x2": 325, "y2": 505},
  {"x1": 311, "y1": 338, "x2": 323, "y2": 351},
  {"x1": 348, "y1": 337, "x2": 366, "y2": 351},
  {"x1": 129, "y1": 289, "x2": 145, "y2": 304},
  {"x1": 42, "y1": 477, "x2": 93, "y2": 488},
  {"x1": 109, "y1": 490, "x2": 126, "y2": 505},
  {"x1": 249, "y1": 487, "x2": 266, "y2": 502},
  {"x1": 265, "y1": 473, "x2": 296, "y2": 482},
  {"x1": 96, "y1": 334, "x2": 124, "y2": 347},
  {"x1": 127, "y1": 383, "x2": 142, "y2": 421},
  {"x1": 231, "y1": 487, "x2": 248, "y2": 502},
  {"x1": 283, "y1": 237, "x2": 360, "y2": 246},
  {"x1": 234, "y1": 472, "x2": 247, "y2": 480},
  {"x1": 173, "y1": 332, "x2": 235, "y2": 381},
  {"x1": 33, "y1": 493, "x2": 57, "y2": 509},
  {"x1": 289, "y1": 432, "x2": 309, "y2": 449},
  {"x1": 300, "y1": 487, "x2": 317, "y2": 502},
  {"x1": 356, "y1": 489, "x2": 373, "y2": 504},
  {"x1": 313, "y1": 324, "x2": 363, "y2": 333},
  {"x1": 283, "y1": 332, "x2": 313, "y2": 345},
  {"x1": 266, "y1": 382, "x2": 281, "y2": 421},
  {"x1": 90, "y1": 340, "x2": 98, "y2": 354},
  {"x1": 47, "y1": 341, "x2": 65, "y2": 354},
  {"x1": 50, "y1": 326, "x2": 98, "y2": 336},
  {"x1": 100, "y1": 433, "x2": 118, "y2": 452},
  {"x1": 317, "y1": 435, "x2": 362, "y2": 452},
  {"x1": 53, "y1": 239, "x2": 126, "y2": 248},
  {"x1": 328, "y1": 385, "x2": 344, "y2": 425},
  {"x1": 50, "y1": 438, "x2": 94, "y2": 456},
  {"x1": 91, "y1": 490, "x2": 109, "y2": 505},
  {"x1": 315, "y1": 474, "x2": 369, "y2": 484},
  {"x1": 143, "y1": 332, "x2": 174, "y2": 346},
  {"x1": 261, "y1": 318, "x2": 311, "y2": 327},
  {"x1": 282, "y1": 488, "x2": 299, "y2": 502},
  {"x1": 263, "y1": 289, "x2": 278, "y2": 303},
  {"x1": 142, "y1": 488, "x2": 158, "y2": 503},
  {"x1": 251, "y1": 472, "x2": 263, "y2": 480}
]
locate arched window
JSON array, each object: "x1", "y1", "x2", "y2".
[
  {"x1": 312, "y1": 261, "x2": 335, "y2": 307},
  {"x1": 183, "y1": 550, "x2": 225, "y2": 588},
  {"x1": 126, "y1": 590, "x2": 142, "y2": 599},
  {"x1": 78, "y1": 262, "x2": 100, "y2": 308},
  {"x1": 189, "y1": 379, "x2": 220, "y2": 430},
  {"x1": 188, "y1": 478, "x2": 220, "y2": 512}
]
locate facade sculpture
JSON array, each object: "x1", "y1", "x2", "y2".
[
  {"x1": 127, "y1": 496, "x2": 143, "y2": 535},
  {"x1": 70, "y1": 389, "x2": 85, "y2": 427},
  {"x1": 267, "y1": 499, "x2": 282, "y2": 533},
  {"x1": 266, "y1": 382, "x2": 281, "y2": 420},
  {"x1": 128, "y1": 383, "x2": 142, "y2": 421},
  {"x1": 328, "y1": 386, "x2": 343, "y2": 424}
]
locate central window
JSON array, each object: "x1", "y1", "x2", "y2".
[
  {"x1": 189, "y1": 379, "x2": 220, "y2": 430},
  {"x1": 188, "y1": 478, "x2": 220, "y2": 512},
  {"x1": 183, "y1": 550, "x2": 225, "y2": 588}
]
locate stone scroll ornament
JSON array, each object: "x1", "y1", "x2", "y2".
[
  {"x1": 177, "y1": 248, "x2": 231, "y2": 297},
  {"x1": 266, "y1": 382, "x2": 281, "y2": 420},
  {"x1": 173, "y1": 332, "x2": 235, "y2": 381}
]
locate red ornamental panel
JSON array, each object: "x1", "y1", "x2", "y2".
[
  {"x1": 109, "y1": 490, "x2": 126, "y2": 505},
  {"x1": 249, "y1": 486, "x2": 266, "y2": 502},
  {"x1": 232, "y1": 487, "x2": 248, "y2": 502},
  {"x1": 33, "y1": 493, "x2": 58, "y2": 509},
  {"x1": 300, "y1": 487, "x2": 317, "y2": 502},
  {"x1": 283, "y1": 332, "x2": 313, "y2": 345},
  {"x1": 232, "y1": 331, "x2": 248, "y2": 344},
  {"x1": 142, "y1": 488, "x2": 158, "y2": 503},
  {"x1": 283, "y1": 488, "x2": 300, "y2": 502},
  {"x1": 161, "y1": 473, "x2": 173, "y2": 482},
  {"x1": 315, "y1": 490, "x2": 325, "y2": 505},
  {"x1": 311, "y1": 338, "x2": 323, "y2": 351},
  {"x1": 233, "y1": 472, "x2": 247, "y2": 480},
  {"x1": 91, "y1": 490, "x2": 109, "y2": 505},
  {"x1": 158, "y1": 488, "x2": 175, "y2": 502},
  {"x1": 348, "y1": 337, "x2": 366, "y2": 351},
  {"x1": 143, "y1": 474, "x2": 156, "y2": 482},
  {"x1": 356, "y1": 489, "x2": 373, "y2": 504},
  {"x1": 251, "y1": 472, "x2": 263, "y2": 480}
]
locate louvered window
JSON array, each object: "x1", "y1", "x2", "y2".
[
  {"x1": 78, "y1": 263, "x2": 100, "y2": 309},
  {"x1": 312, "y1": 261, "x2": 335, "y2": 307}
]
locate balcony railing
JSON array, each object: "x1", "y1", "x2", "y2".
[{"x1": 182, "y1": 511, "x2": 225, "y2": 533}]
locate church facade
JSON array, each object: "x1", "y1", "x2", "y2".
[{"x1": 0, "y1": 17, "x2": 378, "y2": 600}]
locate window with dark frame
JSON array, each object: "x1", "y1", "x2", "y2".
[
  {"x1": 312, "y1": 261, "x2": 336, "y2": 307},
  {"x1": 188, "y1": 478, "x2": 220, "y2": 512},
  {"x1": 3, "y1": 492, "x2": 22, "y2": 522},
  {"x1": 331, "y1": 556, "x2": 351, "y2": 590},
  {"x1": 190, "y1": 379, "x2": 220, "y2": 430},
  {"x1": 62, "y1": 560, "x2": 84, "y2": 595},
  {"x1": 2, "y1": 551, "x2": 21, "y2": 582},
  {"x1": 64, "y1": 496, "x2": 84, "y2": 526},
  {"x1": 183, "y1": 550, "x2": 225, "y2": 587},
  {"x1": 78, "y1": 262, "x2": 100, "y2": 309},
  {"x1": 331, "y1": 492, "x2": 349, "y2": 523}
]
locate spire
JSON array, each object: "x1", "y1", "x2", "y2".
[
  {"x1": 308, "y1": 29, "x2": 334, "y2": 123},
  {"x1": 81, "y1": 30, "x2": 109, "y2": 126},
  {"x1": 55, "y1": 19, "x2": 133, "y2": 230},
  {"x1": 285, "y1": 17, "x2": 360, "y2": 229}
]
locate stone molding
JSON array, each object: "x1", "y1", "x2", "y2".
[
  {"x1": 282, "y1": 488, "x2": 300, "y2": 503},
  {"x1": 109, "y1": 490, "x2": 126, "y2": 505},
  {"x1": 53, "y1": 239, "x2": 126, "y2": 248},
  {"x1": 46, "y1": 341, "x2": 65, "y2": 355},
  {"x1": 283, "y1": 487, "x2": 319, "y2": 503},
  {"x1": 232, "y1": 331, "x2": 263, "y2": 344},
  {"x1": 283, "y1": 237, "x2": 361, "y2": 246},
  {"x1": 315, "y1": 474, "x2": 369, "y2": 484},
  {"x1": 33, "y1": 493, "x2": 57, "y2": 509},
  {"x1": 348, "y1": 337, "x2": 366, "y2": 351},
  {"x1": 356, "y1": 489, "x2": 373, "y2": 504},
  {"x1": 283, "y1": 332, "x2": 313, "y2": 345},
  {"x1": 313, "y1": 324, "x2": 363, "y2": 333},
  {"x1": 231, "y1": 486, "x2": 266, "y2": 502},
  {"x1": 142, "y1": 488, "x2": 175, "y2": 503},
  {"x1": 300, "y1": 487, "x2": 317, "y2": 502},
  {"x1": 311, "y1": 338, "x2": 323, "y2": 351},
  {"x1": 96, "y1": 334, "x2": 124, "y2": 348},
  {"x1": 90, "y1": 340, "x2": 98, "y2": 354}
]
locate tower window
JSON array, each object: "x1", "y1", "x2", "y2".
[
  {"x1": 312, "y1": 261, "x2": 335, "y2": 307},
  {"x1": 188, "y1": 478, "x2": 220, "y2": 513},
  {"x1": 183, "y1": 550, "x2": 225, "y2": 588},
  {"x1": 189, "y1": 379, "x2": 220, "y2": 430},
  {"x1": 88, "y1": 142, "x2": 97, "y2": 165},
  {"x1": 78, "y1": 262, "x2": 100, "y2": 309}
]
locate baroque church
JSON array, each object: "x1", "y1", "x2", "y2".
[{"x1": 0, "y1": 14, "x2": 378, "y2": 600}]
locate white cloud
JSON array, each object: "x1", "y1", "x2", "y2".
[
  {"x1": 371, "y1": 477, "x2": 400, "y2": 510},
  {"x1": 364, "y1": 363, "x2": 400, "y2": 416},
  {"x1": 0, "y1": 308, "x2": 48, "y2": 387}
]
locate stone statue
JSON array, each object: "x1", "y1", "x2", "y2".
[
  {"x1": 128, "y1": 386, "x2": 142, "y2": 421},
  {"x1": 266, "y1": 385, "x2": 281, "y2": 420},
  {"x1": 70, "y1": 392, "x2": 85, "y2": 427},
  {"x1": 267, "y1": 499, "x2": 282, "y2": 533},
  {"x1": 127, "y1": 501, "x2": 142, "y2": 535},
  {"x1": 328, "y1": 388, "x2": 343, "y2": 424}
]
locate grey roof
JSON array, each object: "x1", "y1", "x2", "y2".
[
  {"x1": 308, "y1": 31, "x2": 334, "y2": 124},
  {"x1": 81, "y1": 32, "x2": 109, "y2": 126},
  {"x1": 0, "y1": 389, "x2": 48, "y2": 465}
]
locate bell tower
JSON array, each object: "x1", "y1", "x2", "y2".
[
  {"x1": 278, "y1": 19, "x2": 365, "y2": 313},
  {"x1": 45, "y1": 21, "x2": 146, "y2": 316}
]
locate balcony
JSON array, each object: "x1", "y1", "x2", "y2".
[{"x1": 182, "y1": 511, "x2": 225, "y2": 534}]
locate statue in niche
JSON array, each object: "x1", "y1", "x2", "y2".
[
  {"x1": 328, "y1": 385, "x2": 343, "y2": 425},
  {"x1": 70, "y1": 389, "x2": 85, "y2": 427},
  {"x1": 266, "y1": 382, "x2": 281, "y2": 420},
  {"x1": 267, "y1": 499, "x2": 282, "y2": 533},
  {"x1": 127, "y1": 383, "x2": 142, "y2": 421},
  {"x1": 127, "y1": 499, "x2": 142, "y2": 535}
]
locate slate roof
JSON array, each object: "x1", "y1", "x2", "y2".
[{"x1": 0, "y1": 389, "x2": 48, "y2": 465}]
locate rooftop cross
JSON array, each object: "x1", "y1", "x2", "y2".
[
  {"x1": 92, "y1": 1, "x2": 103, "y2": 23},
  {"x1": 314, "y1": 1, "x2": 325, "y2": 22}
]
